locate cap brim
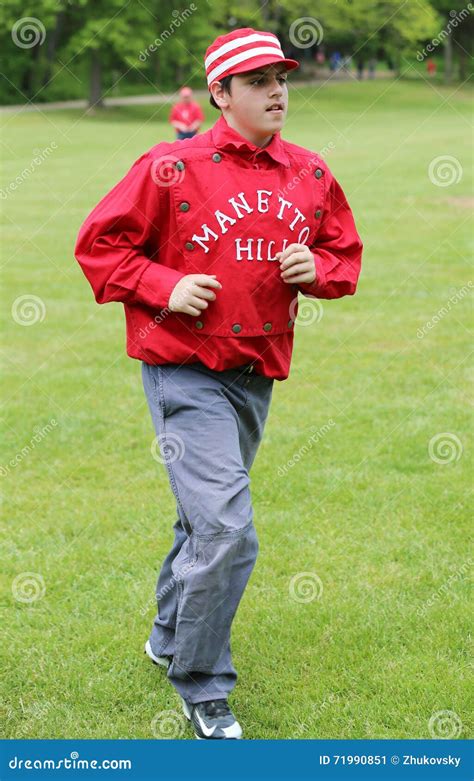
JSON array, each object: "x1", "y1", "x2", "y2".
[{"x1": 226, "y1": 55, "x2": 300, "y2": 77}]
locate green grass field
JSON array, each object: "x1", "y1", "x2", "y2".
[{"x1": 1, "y1": 79, "x2": 472, "y2": 740}]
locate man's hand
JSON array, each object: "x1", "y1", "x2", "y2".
[
  {"x1": 168, "y1": 274, "x2": 222, "y2": 316},
  {"x1": 276, "y1": 244, "x2": 316, "y2": 285}
]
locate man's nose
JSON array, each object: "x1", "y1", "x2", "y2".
[{"x1": 269, "y1": 79, "x2": 284, "y2": 97}]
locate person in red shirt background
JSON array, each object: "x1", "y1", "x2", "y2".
[
  {"x1": 74, "y1": 27, "x2": 362, "y2": 740},
  {"x1": 169, "y1": 86, "x2": 205, "y2": 139}
]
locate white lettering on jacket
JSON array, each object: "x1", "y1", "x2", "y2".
[
  {"x1": 190, "y1": 189, "x2": 311, "y2": 255},
  {"x1": 235, "y1": 237, "x2": 291, "y2": 261}
]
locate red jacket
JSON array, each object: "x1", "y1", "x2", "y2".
[
  {"x1": 74, "y1": 114, "x2": 363, "y2": 380},
  {"x1": 169, "y1": 101, "x2": 205, "y2": 130}
]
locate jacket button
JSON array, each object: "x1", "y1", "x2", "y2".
[
  {"x1": 179, "y1": 201, "x2": 190, "y2": 212},
  {"x1": 263, "y1": 322, "x2": 272, "y2": 332},
  {"x1": 232, "y1": 323, "x2": 242, "y2": 334},
  {"x1": 212, "y1": 153, "x2": 222, "y2": 163},
  {"x1": 175, "y1": 160, "x2": 185, "y2": 171},
  {"x1": 314, "y1": 168, "x2": 323, "y2": 179},
  {"x1": 315, "y1": 209, "x2": 322, "y2": 218},
  {"x1": 195, "y1": 320, "x2": 204, "y2": 329},
  {"x1": 185, "y1": 241, "x2": 194, "y2": 251},
  {"x1": 288, "y1": 319, "x2": 294, "y2": 328}
]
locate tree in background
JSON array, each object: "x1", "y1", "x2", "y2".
[
  {"x1": 277, "y1": 0, "x2": 440, "y2": 75},
  {"x1": 0, "y1": 0, "x2": 470, "y2": 106},
  {"x1": 0, "y1": 0, "x2": 63, "y2": 101},
  {"x1": 61, "y1": 0, "x2": 155, "y2": 108},
  {"x1": 429, "y1": 0, "x2": 474, "y2": 82}
]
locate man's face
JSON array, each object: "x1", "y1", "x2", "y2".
[{"x1": 220, "y1": 64, "x2": 289, "y2": 142}]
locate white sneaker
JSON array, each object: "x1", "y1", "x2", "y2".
[
  {"x1": 143, "y1": 640, "x2": 172, "y2": 669},
  {"x1": 181, "y1": 697, "x2": 243, "y2": 740}
]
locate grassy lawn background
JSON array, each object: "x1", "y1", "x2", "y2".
[{"x1": 1, "y1": 78, "x2": 472, "y2": 739}]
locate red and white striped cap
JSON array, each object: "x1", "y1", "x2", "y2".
[{"x1": 204, "y1": 28, "x2": 299, "y2": 87}]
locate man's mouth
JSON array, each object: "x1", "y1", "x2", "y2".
[{"x1": 266, "y1": 103, "x2": 284, "y2": 114}]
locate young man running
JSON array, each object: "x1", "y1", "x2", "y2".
[{"x1": 74, "y1": 27, "x2": 363, "y2": 740}]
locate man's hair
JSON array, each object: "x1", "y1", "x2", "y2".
[{"x1": 209, "y1": 75, "x2": 233, "y2": 110}]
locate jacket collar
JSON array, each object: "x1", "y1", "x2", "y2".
[{"x1": 211, "y1": 114, "x2": 290, "y2": 168}]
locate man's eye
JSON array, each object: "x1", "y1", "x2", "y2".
[{"x1": 250, "y1": 75, "x2": 287, "y2": 86}]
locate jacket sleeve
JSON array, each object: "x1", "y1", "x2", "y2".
[
  {"x1": 74, "y1": 151, "x2": 185, "y2": 309},
  {"x1": 298, "y1": 168, "x2": 363, "y2": 299}
]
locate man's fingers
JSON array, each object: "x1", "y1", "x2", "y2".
[
  {"x1": 281, "y1": 263, "x2": 309, "y2": 279},
  {"x1": 280, "y1": 252, "x2": 312, "y2": 271},
  {"x1": 276, "y1": 244, "x2": 308, "y2": 263},
  {"x1": 282, "y1": 273, "x2": 313, "y2": 284},
  {"x1": 192, "y1": 274, "x2": 222, "y2": 289},
  {"x1": 281, "y1": 270, "x2": 310, "y2": 283},
  {"x1": 192, "y1": 285, "x2": 218, "y2": 301},
  {"x1": 183, "y1": 305, "x2": 202, "y2": 316},
  {"x1": 188, "y1": 295, "x2": 209, "y2": 310}
]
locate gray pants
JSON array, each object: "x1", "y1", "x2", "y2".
[{"x1": 141, "y1": 360, "x2": 274, "y2": 704}]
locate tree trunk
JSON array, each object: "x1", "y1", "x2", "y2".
[
  {"x1": 43, "y1": 11, "x2": 65, "y2": 87},
  {"x1": 393, "y1": 52, "x2": 401, "y2": 78},
  {"x1": 260, "y1": 0, "x2": 269, "y2": 24},
  {"x1": 24, "y1": 43, "x2": 42, "y2": 97},
  {"x1": 458, "y1": 43, "x2": 466, "y2": 81},
  {"x1": 444, "y1": 30, "x2": 453, "y2": 83},
  {"x1": 89, "y1": 48, "x2": 104, "y2": 108},
  {"x1": 154, "y1": 51, "x2": 161, "y2": 85}
]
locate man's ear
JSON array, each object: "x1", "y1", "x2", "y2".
[{"x1": 209, "y1": 81, "x2": 230, "y2": 110}]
